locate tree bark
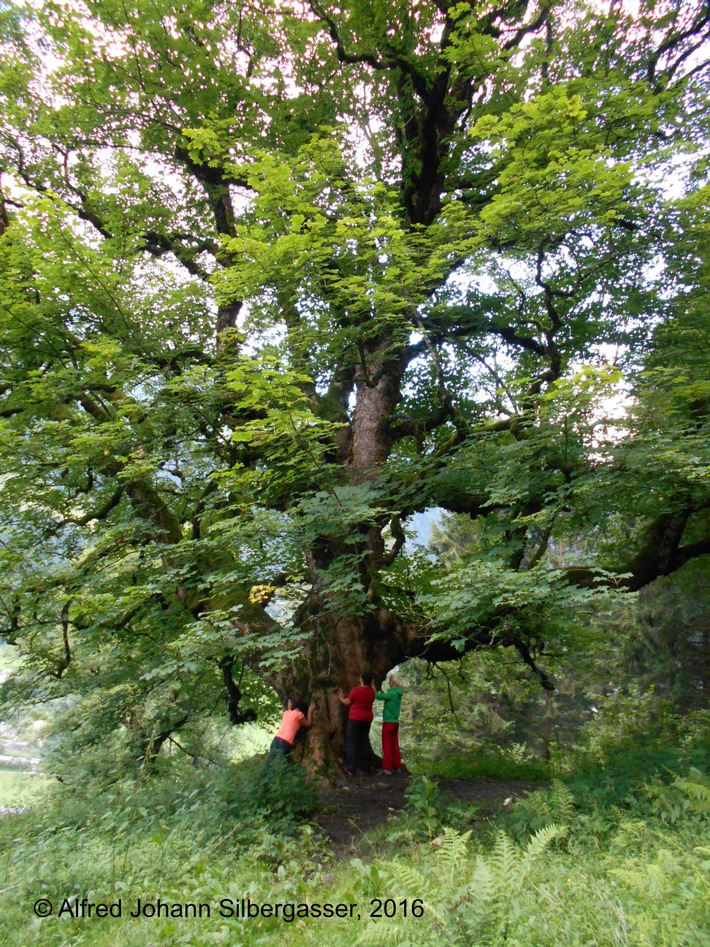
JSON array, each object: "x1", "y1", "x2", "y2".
[{"x1": 268, "y1": 592, "x2": 413, "y2": 772}]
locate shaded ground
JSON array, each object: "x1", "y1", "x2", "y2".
[{"x1": 316, "y1": 770, "x2": 544, "y2": 857}]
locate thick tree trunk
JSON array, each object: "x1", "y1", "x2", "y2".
[
  {"x1": 270, "y1": 595, "x2": 413, "y2": 773},
  {"x1": 265, "y1": 343, "x2": 413, "y2": 773}
]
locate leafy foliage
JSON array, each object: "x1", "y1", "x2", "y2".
[{"x1": 0, "y1": 0, "x2": 709, "y2": 771}]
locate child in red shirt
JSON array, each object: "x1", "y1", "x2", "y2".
[{"x1": 337, "y1": 672, "x2": 375, "y2": 776}]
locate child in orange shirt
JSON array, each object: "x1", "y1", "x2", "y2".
[{"x1": 268, "y1": 699, "x2": 314, "y2": 760}]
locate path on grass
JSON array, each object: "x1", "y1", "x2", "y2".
[{"x1": 316, "y1": 772, "x2": 544, "y2": 857}]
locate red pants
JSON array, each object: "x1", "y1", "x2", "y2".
[{"x1": 381, "y1": 722, "x2": 401, "y2": 771}]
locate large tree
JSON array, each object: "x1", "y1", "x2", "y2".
[{"x1": 1, "y1": 0, "x2": 708, "y2": 769}]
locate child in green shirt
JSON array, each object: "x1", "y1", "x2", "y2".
[{"x1": 375, "y1": 674, "x2": 404, "y2": 773}]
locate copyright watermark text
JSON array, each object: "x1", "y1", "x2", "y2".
[{"x1": 32, "y1": 896, "x2": 423, "y2": 923}]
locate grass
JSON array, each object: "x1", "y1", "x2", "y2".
[
  {"x1": 0, "y1": 763, "x2": 707, "y2": 947},
  {"x1": 0, "y1": 725, "x2": 708, "y2": 947},
  {"x1": 0, "y1": 770, "x2": 48, "y2": 807},
  {"x1": 414, "y1": 747, "x2": 551, "y2": 783}
]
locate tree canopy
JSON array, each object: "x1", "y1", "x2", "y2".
[{"x1": 0, "y1": 0, "x2": 708, "y2": 768}]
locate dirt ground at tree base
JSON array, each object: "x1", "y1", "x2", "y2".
[{"x1": 315, "y1": 770, "x2": 545, "y2": 858}]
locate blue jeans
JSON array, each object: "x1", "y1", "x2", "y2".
[{"x1": 268, "y1": 736, "x2": 294, "y2": 758}]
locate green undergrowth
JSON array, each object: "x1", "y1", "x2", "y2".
[
  {"x1": 415, "y1": 747, "x2": 551, "y2": 783},
  {"x1": 351, "y1": 755, "x2": 710, "y2": 947},
  {"x1": 1, "y1": 742, "x2": 709, "y2": 946},
  {"x1": 0, "y1": 753, "x2": 325, "y2": 947}
]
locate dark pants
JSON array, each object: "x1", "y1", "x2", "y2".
[{"x1": 345, "y1": 719, "x2": 372, "y2": 773}]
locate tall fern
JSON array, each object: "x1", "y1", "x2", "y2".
[
  {"x1": 507, "y1": 780, "x2": 576, "y2": 838},
  {"x1": 357, "y1": 824, "x2": 566, "y2": 946},
  {"x1": 673, "y1": 768, "x2": 710, "y2": 815}
]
